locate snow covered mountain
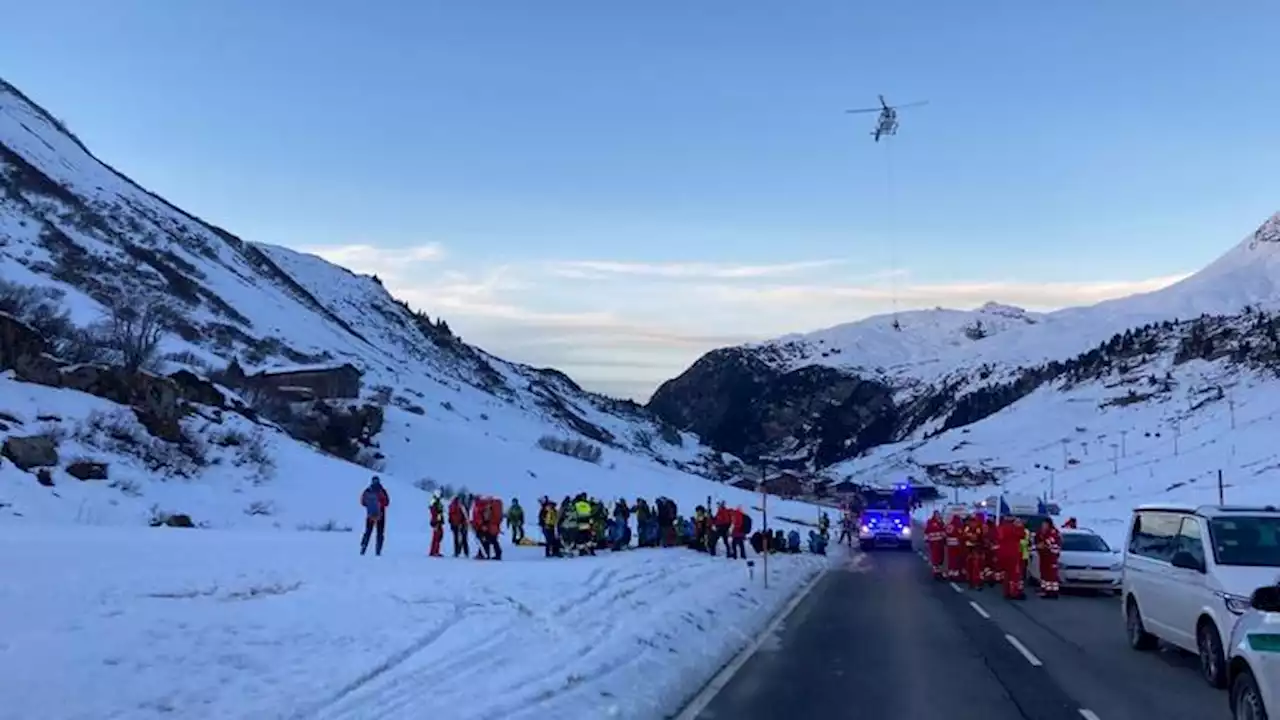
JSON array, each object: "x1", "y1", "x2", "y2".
[
  {"x1": 0, "y1": 76, "x2": 732, "y2": 468},
  {"x1": 650, "y1": 211, "x2": 1280, "y2": 471}
]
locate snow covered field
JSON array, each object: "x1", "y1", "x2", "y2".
[
  {"x1": 1, "y1": 371, "x2": 832, "y2": 720},
  {"x1": 0, "y1": 525, "x2": 827, "y2": 720}
]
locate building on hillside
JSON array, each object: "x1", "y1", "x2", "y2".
[
  {"x1": 249, "y1": 362, "x2": 362, "y2": 400},
  {"x1": 729, "y1": 478, "x2": 759, "y2": 492},
  {"x1": 833, "y1": 480, "x2": 861, "y2": 496},
  {"x1": 762, "y1": 472, "x2": 804, "y2": 499}
]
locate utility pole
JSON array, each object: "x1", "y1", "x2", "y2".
[
  {"x1": 1061, "y1": 438, "x2": 1070, "y2": 469},
  {"x1": 1172, "y1": 420, "x2": 1181, "y2": 456},
  {"x1": 1218, "y1": 469, "x2": 1225, "y2": 505},
  {"x1": 759, "y1": 465, "x2": 769, "y2": 589},
  {"x1": 1110, "y1": 443, "x2": 1119, "y2": 474},
  {"x1": 1228, "y1": 395, "x2": 1237, "y2": 429},
  {"x1": 1119, "y1": 430, "x2": 1128, "y2": 458},
  {"x1": 1049, "y1": 469, "x2": 1055, "y2": 500}
]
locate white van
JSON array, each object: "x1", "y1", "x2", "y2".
[{"x1": 1122, "y1": 503, "x2": 1280, "y2": 689}]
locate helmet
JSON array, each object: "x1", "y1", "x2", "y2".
[{"x1": 432, "y1": 489, "x2": 442, "y2": 500}]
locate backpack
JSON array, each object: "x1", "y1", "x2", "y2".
[{"x1": 740, "y1": 513, "x2": 753, "y2": 535}]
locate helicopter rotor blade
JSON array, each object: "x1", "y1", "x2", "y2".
[
  {"x1": 890, "y1": 100, "x2": 929, "y2": 110},
  {"x1": 845, "y1": 107, "x2": 880, "y2": 114}
]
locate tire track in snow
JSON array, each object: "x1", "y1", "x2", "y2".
[{"x1": 286, "y1": 601, "x2": 468, "y2": 720}]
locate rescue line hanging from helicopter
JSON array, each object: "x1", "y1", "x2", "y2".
[{"x1": 844, "y1": 94, "x2": 928, "y2": 331}]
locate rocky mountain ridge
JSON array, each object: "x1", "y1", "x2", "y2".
[{"x1": 650, "y1": 212, "x2": 1280, "y2": 471}]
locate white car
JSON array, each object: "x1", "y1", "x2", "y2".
[
  {"x1": 1122, "y1": 503, "x2": 1280, "y2": 689},
  {"x1": 1227, "y1": 585, "x2": 1280, "y2": 720},
  {"x1": 1030, "y1": 528, "x2": 1122, "y2": 594}
]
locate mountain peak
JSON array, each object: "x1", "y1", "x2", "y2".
[{"x1": 1249, "y1": 211, "x2": 1280, "y2": 248}]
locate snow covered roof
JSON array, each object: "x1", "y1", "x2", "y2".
[{"x1": 253, "y1": 362, "x2": 360, "y2": 377}]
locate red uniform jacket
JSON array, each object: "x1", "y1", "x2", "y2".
[
  {"x1": 1036, "y1": 526, "x2": 1062, "y2": 557},
  {"x1": 925, "y1": 516, "x2": 945, "y2": 543},
  {"x1": 448, "y1": 498, "x2": 467, "y2": 527},
  {"x1": 996, "y1": 521, "x2": 1023, "y2": 562},
  {"x1": 729, "y1": 509, "x2": 746, "y2": 537},
  {"x1": 714, "y1": 506, "x2": 732, "y2": 527},
  {"x1": 429, "y1": 500, "x2": 444, "y2": 528}
]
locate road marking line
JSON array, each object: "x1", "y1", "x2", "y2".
[
  {"x1": 969, "y1": 601, "x2": 991, "y2": 619},
  {"x1": 673, "y1": 565, "x2": 830, "y2": 720},
  {"x1": 1078, "y1": 710, "x2": 1101, "y2": 720},
  {"x1": 950, "y1": 582, "x2": 964, "y2": 593},
  {"x1": 1005, "y1": 634, "x2": 1043, "y2": 666}
]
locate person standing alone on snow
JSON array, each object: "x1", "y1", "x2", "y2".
[
  {"x1": 428, "y1": 490, "x2": 444, "y2": 557},
  {"x1": 359, "y1": 476, "x2": 390, "y2": 556},
  {"x1": 506, "y1": 498, "x2": 525, "y2": 544}
]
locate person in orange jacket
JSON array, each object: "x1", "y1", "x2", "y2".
[
  {"x1": 962, "y1": 515, "x2": 986, "y2": 590},
  {"x1": 448, "y1": 495, "x2": 470, "y2": 558},
  {"x1": 728, "y1": 506, "x2": 750, "y2": 559},
  {"x1": 924, "y1": 511, "x2": 947, "y2": 579},
  {"x1": 711, "y1": 501, "x2": 733, "y2": 557},
  {"x1": 427, "y1": 490, "x2": 444, "y2": 557},
  {"x1": 985, "y1": 516, "x2": 1004, "y2": 588},
  {"x1": 983, "y1": 516, "x2": 1001, "y2": 586},
  {"x1": 944, "y1": 514, "x2": 966, "y2": 581},
  {"x1": 1036, "y1": 517, "x2": 1063, "y2": 599},
  {"x1": 997, "y1": 517, "x2": 1027, "y2": 600}
]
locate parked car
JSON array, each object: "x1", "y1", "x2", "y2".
[
  {"x1": 1122, "y1": 503, "x2": 1280, "y2": 689},
  {"x1": 1030, "y1": 528, "x2": 1121, "y2": 594},
  {"x1": 1227, "y1": 585, "x2": 1280, "y2": 720}
]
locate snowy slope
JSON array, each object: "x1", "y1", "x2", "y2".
[
  {"x1": 0, "y1": 75, "x2": 720, "y2": 475},
  {"x1": 744, "y1": 213, "x2": 1280, "y2": 385},
  {"x1": 833, "y1": 310, "x2": 1280, "y2": 548}
]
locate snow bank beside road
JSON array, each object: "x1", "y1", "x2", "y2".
[{"x1": 0, "y1": 526, "x2": 828, "y2": 720}]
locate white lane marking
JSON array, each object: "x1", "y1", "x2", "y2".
[
  {"x1": 950, "y1": 582, "x2": 964, "y2": 593},
  {"x1": 969, "y1": 600, "x2": 991, "y2": 619},
  {"x1": 673, "y1": 565, "x2": 830, "y2": 719},
  {"x1": 1078, "y1": 711, "x2": 1101, "y2": 720},
  {"x1": 1005, "y1": 633, "x2": 1043, "y2": 667}
]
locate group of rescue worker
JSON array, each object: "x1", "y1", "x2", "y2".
[
  {"x1": 359, "y1": 475, "x2": 830, "y2": 560},
  {"x1": 922, "y1": 510, "x2": 1064, "y2": 600}
]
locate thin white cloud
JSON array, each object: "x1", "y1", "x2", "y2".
[
  {"x1": 695, "y1": 274, "x2": 1191, "y2": 310},
  {"x1": 545, "y1": 258, "x2": 845, "y2": 280},
  {"x1": 286, "y1": 241, "x2": 1193, "y2": 400}
]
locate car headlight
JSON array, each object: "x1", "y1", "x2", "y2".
[
  {"x1": 900, "y1": 527, "x2": 911, "y2": 536},
  {"x1": 1222, "y1": 593, "x2": 1251, "y2": 616},
  {"x1": 859, "y1": 525, "x2": 871, "y2": 534}
]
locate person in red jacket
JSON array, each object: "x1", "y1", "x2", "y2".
[
  {"x1": 728, "y1": 507, "x2": 749, "y2": 559},
  {"x1": 359, "y1": 477, "x2": 390, "y2": 556},
  {"x1": 962, "y1": 515, "x2": 986, "y2": 589},
  {"x1": 1036, "y1": 518, "x2": 1063, "y2": 599},
  {"x1": 924, "y1": 511, "x2": 946, "y2": 579},
  {"x1": 985, "y1": 516, "x2": 1004, "y2": 588},
  {"x1": 428, "y1": 490, "x2": 444, "y2": 557},
  {"x1": 448, "y1": 496, "x2": 470, "y2": 558},
  {"x1": 1063, "y1": 517, "x2": 1077, "y2": 529},
  {"x1": 945, "y1": 514, "x2": 965, "y2": 581},
  {"x1": 711, "y1": 501, "x2": 733, "y2": 557},
  {"x1": 997, "y1": 517, "x2": 1026, "y2": 600}
]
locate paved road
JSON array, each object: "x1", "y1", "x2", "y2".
[
  {"x1": 691, "y1": 550, "x2": 1231, "y2": 720},
  {"x1": 693, "y1": 550, "x2": 1081, "y2": 720},
  {"x1": 967, "y1": 577, "x2": 1228, "y2": 720}
]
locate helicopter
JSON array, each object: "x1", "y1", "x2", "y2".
[{"x1": 845, "y1": 94, "x2": 928, "y2": 142}]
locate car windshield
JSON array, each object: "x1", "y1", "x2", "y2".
[
  {"x1": 1061, "y1": 533, "x2": 1110, "y2": 553},
  {"x1": 1209, "y1": 516, "x2": 1280, "y2": 567}
]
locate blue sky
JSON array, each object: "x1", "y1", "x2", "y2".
[{"x1": 3, "y1": 0, "x2": 1278, "y2": 399}]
